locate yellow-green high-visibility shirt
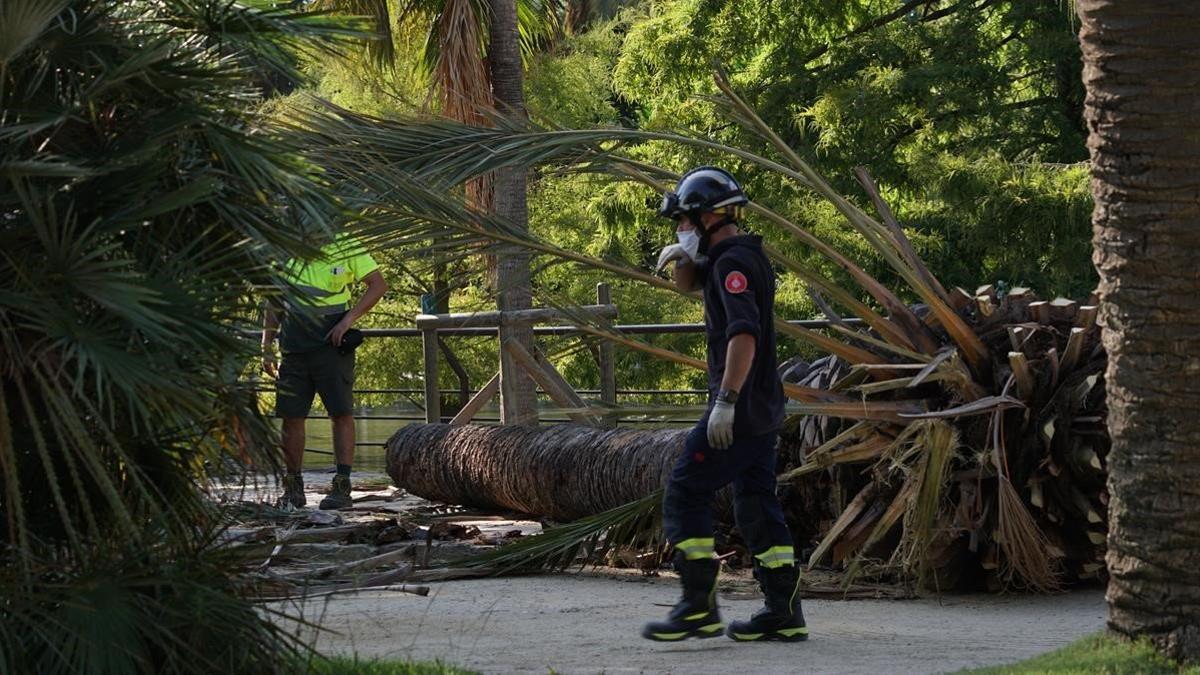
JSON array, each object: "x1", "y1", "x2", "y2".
[{"x1": 279, "y1": 235, "x2": 379, "y2": 354}]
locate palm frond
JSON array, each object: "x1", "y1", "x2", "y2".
[
  {"x1": 0, "y1": 0, "x2": 352, "y2": 556},
  {"x1": 293, "y1": 102, "x2": 961, "y2": 366},
  {"x1": 0, "y1": 0, "x2": 70, "y2": 64},
  {"x1": 311, "y1": 0, "x2": 395, "y2": 66},
  {"x1": 451, "y1": 489, "x2": 663, "y2": 574},
  {"x1": 710, "y1": 67, "x2": 990, "y2": 373}
]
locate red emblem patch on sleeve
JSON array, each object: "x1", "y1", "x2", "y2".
[{"x1": 724, "y1": 270, "x2": 748, "y2": 294}]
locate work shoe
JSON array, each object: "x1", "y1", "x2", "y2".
[
  {"x1": 318, "y1": 474, "x2": 353, "y2": 510},
  {"x1": 726, "y1": 563, "x2": 808, "y2": 642},
  {"x1": 641, "y1": 555, "x2": 724, "y2": 641},
  {"x1": 275, "y1": 473, "x2": 305, "y2": 509}
]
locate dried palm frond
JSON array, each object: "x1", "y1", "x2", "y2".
[
  {"x1": 991, "y1": 408, "x2": 1063, "y2": 593},
  {"x1": 995, "y1": 476, "x2": 1062, "y2": 593},
  {"x1": 899, "y1": 422, "x2": 958, "y2": 585}
]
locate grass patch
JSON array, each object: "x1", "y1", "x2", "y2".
[
  {"x1": 301, "y1": 656, "x2": 477, "y2": 675},
  {"x1": 963, "y1": 632, "x2": 1200, "y2": 674}
]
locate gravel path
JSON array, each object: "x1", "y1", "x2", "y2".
[{"x1": 283, "y1": 571, "x2": 1106, "y2": 674}]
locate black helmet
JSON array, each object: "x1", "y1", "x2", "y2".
[{"x1": 655, "y1": 166, "x2": 748, "y2": 220}]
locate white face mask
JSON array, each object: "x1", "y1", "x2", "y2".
[{"x1": 676, "y1": 228, "x2": 700, "y2": 261}]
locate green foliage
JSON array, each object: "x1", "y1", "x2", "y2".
[
  {"x1": 960, "y1": 632, "x2": 1200, "y2": 675},
  {"x1": 299, "y1": 0, "x2": 1097, "y2": 402},
  {"x1": 526, "y1": 25, "x2": 625, "y2": 128},
  {"x1": 0, "y1": 532, "x2": 310, "y2": 675},
  {"x1": 606, "y1": 0, "x2": 1093, "y2": 296},
  {"x1": 0, "y1": 0, "x2": 362, "y2": 670},
  {"x1": 0, "y1": 0, "x2": 348, "y2": 550}
]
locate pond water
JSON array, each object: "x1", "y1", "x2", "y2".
[{"x1": 297, "y1": 415, "x2": 409, "y2": 472}]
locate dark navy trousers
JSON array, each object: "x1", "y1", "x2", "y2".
[{"x1": 662, "y1": 425, "x2": 793, "y2": 564}]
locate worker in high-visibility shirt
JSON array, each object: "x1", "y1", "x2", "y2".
[
  {"x1": 262, "y1": 234, "x2": 388, "y2": 510},
  {"x1": 642, "y1": 167, "x2": 807, "y2": 643}
]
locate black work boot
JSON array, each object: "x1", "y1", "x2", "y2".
[
  {"x1": 726, "y1": 563, "x2": 808, "y2": 642},
  {"x1": 641, "y1": 555, "x2": 724, "y2": 641},
  {"x1": 318, "y1": 474, "x2": 353, "y2": 510},
  {"x1": 275, "y1": 473, "x2": 305, "y2": 509}
]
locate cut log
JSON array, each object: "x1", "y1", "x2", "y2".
[
  {"x1": 1028, "y1": 301, "x2": 1049, "y2": 323},
  {"x1": 1008, "y1": 326, "x2": 1029, "y2": 354},
  {"x1": 949, "y1": 287, "x2": 974, "y2": 312},
  {"x1": 1009, "y1": 352, "x2": 1034, "y2": 400},
  {"x1": 1059, "y1": 328, "x2": 1087, "y2": 374},
  {"x1": 975, "y1": 295, "x2": 995, "y2": 317},
  {"x1": 1075, "y1": 305, "x2": 1099, "y2": 330},
  {"x1": 1002, "y1": 287, "x2": 1037, "y2": 320},
  {"x1": 1048, "y1": 298, "x2": 1079, "y2": 323}
]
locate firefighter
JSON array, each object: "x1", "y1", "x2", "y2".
[{"x1": 641, "y1": 167, "x2": 807, "y2": 643}]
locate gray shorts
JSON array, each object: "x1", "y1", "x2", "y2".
[{"x1": 276, "y1": 346, "x2": 355, "y2": 418}]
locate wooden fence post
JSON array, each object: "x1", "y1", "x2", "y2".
[
  {"x1": 422, "y1": 328, "x2": 440, "y2": 423},
  {"x1": 597, "y1": 283, "x2": 617, "y2": 429},
  {"x1": 499, "y1": 317, "x2": 539, "y2": 426}
]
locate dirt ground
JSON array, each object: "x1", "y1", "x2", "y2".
[{"x1": 281, "y1": 571, "x2": 1107, "y2": 674}]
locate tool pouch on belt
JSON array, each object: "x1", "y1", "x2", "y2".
[{"x1": 337, "y1": 328, "x2": 364, "y2": 355}]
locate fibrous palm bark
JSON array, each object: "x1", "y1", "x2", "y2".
[
  {"x1": 1077, "y1": 0, "x2": 1200, "y2": 661},
  {"x1": 387, "y1": 424, "x2": 686, "y2": 520},
  {"x1": 489, "y1": 0, "x2": 538, "y2": 426}
]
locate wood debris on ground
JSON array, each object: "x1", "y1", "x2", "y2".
[{"x1": 211, "y1": 471, "x2": 542, "y2": 601}]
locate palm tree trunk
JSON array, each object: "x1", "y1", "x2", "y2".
[
  {"x1": 565, "y1": 0, "x2": 590, "y2": 34},
  {"x1": 488, "y1": 0, "x2": 538, "y2": 426},
  {"x1": 433, "y1": 0, "x2": 494, "y2": 274},
  {"x1": 1078, "y1": 0, "x2": 1200, "y2": 661},
  {"x1": 386, "y1": 424, "x2": 688, "y2": 520}
]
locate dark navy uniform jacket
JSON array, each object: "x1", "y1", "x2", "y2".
[{"x1": 696, "y1": 234, "x2": 785, "y2": 438}]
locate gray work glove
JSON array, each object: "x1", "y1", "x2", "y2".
[
  {"x1": 707, "y1": 400, "x2": 735, "y2": 449},
  {"x1": 654, "y1": 243, "x2": 690, "y2": 274}
]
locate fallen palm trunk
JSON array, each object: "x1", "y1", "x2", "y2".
[{"x1": 386, "y1": 424, "x2": 688, "y2": 522}]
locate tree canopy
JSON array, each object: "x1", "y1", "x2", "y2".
[{"x1": 293, "y1": 0, "x2": 1094, "y2": 403}]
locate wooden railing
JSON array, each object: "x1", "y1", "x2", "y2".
[{"x1": 262, "y1": 284, "x2": 856, "y2": 453}]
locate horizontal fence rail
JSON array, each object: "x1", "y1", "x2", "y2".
[
  {"x1": 259, "y1": 310, "x2": 855, "y2": 456},
  {"x1": 356, "y1": 317, "x2": 858, "y2": 338}
]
